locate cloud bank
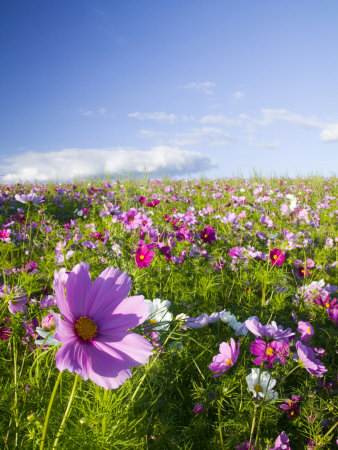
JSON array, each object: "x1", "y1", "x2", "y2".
[{"x1": 0, "y1": 147, "x2": 216, "y2": 183}]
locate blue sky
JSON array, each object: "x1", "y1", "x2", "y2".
[{"x1": 0, "y1": 0, "x2": 337, "y2": 182}]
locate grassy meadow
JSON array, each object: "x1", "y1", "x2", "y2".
[{"x1": 0, "y1": 176, "x2": 337, "y2": 449}]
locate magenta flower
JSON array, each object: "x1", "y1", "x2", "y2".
[
  {"x1": 135, "y1": 245, "x2": 155, "y2": 268},
  {"x1": 200, "y1": 225, "x2": 216, "y2": 244},
  {"x1": 280, "y1": 395, "x2": 301, "y2": 419},
  {"x1": 54, "y1": 262, "x2": 153, "y2": 389},
  {"x1": 269, "y1": 248, "x2": 285, "y2": 266},
  {"x1": 209, "y1": 338, "x2": 240, "y2": 377},
  {"x1": 250, "y1": 338, "x2": 289, "y2": 368},
  {"x1": 298, "y1": 321, "x2": 314, "y2": 342},
  {"x1": 296, "y1": 341, "x2": 327, "y2": 377},
  {"x1": 327, "y1": 304, "x2": 338, "y2": 325},
  {"x1": 0, "y1": 229, "x2": 11, "y2": 242}
]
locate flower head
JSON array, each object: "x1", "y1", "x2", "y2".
[
  {"x1": 135, "y1": 244, "x2": 155, "y2": 268},
  {"x1": 280, "y1": 395, "x2": 301, "y2": 419},
  {"x1": 209, "y1": 338, "x2": 240, "y2": 377},
  {"x1": 144, "y1": 298, "x2": 173, "y2": 331},
  {"x1": 298, "y1": 321, "x2": 314, "y2": 342},
  {"x1": 269, "y1": 248, "x2": 285, "y2": 266},
  {"x1": 200, "y1": 225, "x2": 216, "y2": 244},
  {"x1": 246, "y1": 368, "x2": 278, "y2": 400},
  {"x1": 269, "y1": 431, "x2": 291, "y2": 450},
  {"x1": 296, "y1": 341, "x2": 327, "y2": 377},
  {"x1": 250, "y1": 338, "x2": 289, "y2": 368},
  {"x1": 245, "y1": 318, "x2": 295, "y2": 341},
  {"x1": 54, "y1": 262, "x2": 153, "y2": 389}
]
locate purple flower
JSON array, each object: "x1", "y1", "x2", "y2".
[
  {"x1": 280, "y1": 395, "x2": 301, "y2": 418},
  {"x1": 193, "y1": 403, "x2": 204, "y2": 414},
  {"x1": 269, "y1": 248, "x2": 285, "y2": 266},
  {"x1": 209, "y1": 338, "x2": 240, "y2": 377},
  {"x1": 54, "y1": 262, "x2": 153, "y2": 389},
  {"x1": 296, "y1": 341, "x2": 327, "y2": 377},
  {"x1": 121, "y1": 208, "x2": 143, "y2": 230},
  {"x1": 15, "y1": 191, "x2": 44, "y2": 204},
  {"x1": 200, "y1": 225, "x2": 216, "y2": 244},
  {"x1": 40, "y1": 295, "x2": 57, "y2": 309},
  {"x1": 269, "y1": 431, "x2": 290, "y2": 450},
  {"x1": 298, "y1": 321, "x2": 314, "y2": 342},
  {"x1": 250, "y1": 338, "x2": 289, "y2": 368},
  {"x1": 245, "y1": 318, "x2": 295, "y2": 341}
]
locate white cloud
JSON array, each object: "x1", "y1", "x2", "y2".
[
  {"x1": 319, "y1": 123, "x2": 338, "y2": 142},
  {"x1": 78, "y1": 108, "x2": 94, "y2": 116},
  {"x1": 128, "y1": 112, "x2": 177, "y2": 123},
  {"x1": 181, "y1": 81, "x2": 216, "y2": 95},
  {"x1": 256, "y1": 109, "x2": 323, "y2": 128},
  {"x1": 139, "y1": 129, "x2": 168, "y2": 138},
  {"x1": 231, "y1": 91, "x2": 245, "y2": 101},
  {"x1": 0, "y1": 147, "x2": 216, "y2": 182},
  {"x1": 247, "y1": 137, "x2": 279, "y2": 149},
  {"x1": 97, "y1": 107, "x2": 107, "y2": 115},
  {"x1": 200, "y1": 115, "x2": 242, "y2": 126},
  {"x1": 170, "y1": 127, "x2": 230, "y2": 147}
]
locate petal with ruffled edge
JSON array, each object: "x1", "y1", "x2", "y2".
[
  {"x1": 54, "y1": 318, "x2": 77, "y2": 344},
  {"x1": 54, "y1": 270, "x2": 73, "y2": 322}
]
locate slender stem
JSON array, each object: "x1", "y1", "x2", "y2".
[
  {"x1": 12, "y1": 337, "x2": 18, "y2": 447},
  {"x1": 249, "y1": 404, "x2": 258, "y2": 450},
  {"x1": 52, "y1": 374, "x2": 79, "y2": 449},
  {"x1": 102, "y1": 388, "x2": 109, "y2": 437},
  {"x1": 218, "y1": 404, "x2": 224, "y2": 449},
  {"x1": 323, "y1": 420, "x2": 338, "y2": 439},
  {"x1": 40, "y1": 371, "x2": 62, "y2": 450},
  {"x1": 254, "y1": 404, "x2": 265, "y2": 448}
]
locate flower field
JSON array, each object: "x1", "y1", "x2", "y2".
[{"x1": 0, "y1": 176, "x2": 337, "y2": 449}]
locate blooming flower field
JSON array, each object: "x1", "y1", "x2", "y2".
[{"x1": 0, "y1": 176, "x2": 337, "y2": 449}]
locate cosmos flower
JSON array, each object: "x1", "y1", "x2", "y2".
[
  {"x1": 297, "y1": 321, "x2": 314, "y2": 342},
  {"x1": 296, "y1": 341, "x2": 327, "y2": 377},
  {"x1": 246, "y1": 368, "x2": 278, "y2": 401},
  {"x1": 245, "y1": 318, "x2": 295, "y2": 341},
  {"x1": 209, "y1": 338, "x2": 240, "y2": 377},
  {"x1": 144, "y1": 298, "x2": 173, "y2": 332},
  {"x1": 269, "y1": 248, "x2": 285, "y2": 266},
  {"x1": 269, "y1": 431, "x2": 291, "y2": 450},
  {"x1": 250, "y1": 338, "x2": 289, "y2": 368},
  {"x1": 121, "y1": 208, "x2": 143, "y2": 230},
  {"x1": 135, "y1": 244, "x2": 155, "y2": 268},
  {"x1": 0, "y1": 229, "x2": 11, "y2": 243},
  {"x1": 54, "y1": 262, "x2": 153, "y2": 389},
  {"x1": 15, "y1": 191, "x2": 44, "y2": 204},
  {"x1": 200, "y1": 225, "x2": 216, "y2": 244},
  {"x1": 280, "y1": 395, "x2": 301, "y2": 419}
]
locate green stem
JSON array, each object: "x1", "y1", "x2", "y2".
[
  {"x1": 218, "y1": 404, "x2": 224, "y2": 449},
  {"x1": 254, "y1": 404, "x2": 265, "y2": 448},
  {"x1": 12, "y1": 338, "x2": 18, "y2": 448},
  {"x1": 52, "y1": 374, "x2": 79, "y2": 449},
  {"x1": 323, "y1": 420, "x2": 338, "y2": 439},
  {"x1": 102, "y1": 388, "x2": 109, "y2": 438},
  {"x1": 248, "y1": 404, "x2": 258, "y2": 450},
  {"x1": 40, "y1": 371, "x2": 62, "y2": 450}
]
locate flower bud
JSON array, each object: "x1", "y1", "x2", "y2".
[{"x1": 41, "y1": 314, "x2": 57, "y2": 331}]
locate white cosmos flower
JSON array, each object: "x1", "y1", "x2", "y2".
[
  {"x1": 286, "y1": 194, "x2": 297, "y2": 212},
  {"x1": 144, "y1": 298, "x2": 173, "y2": 331},
  {"x1": 246, "y1": 368, "x2": 278, "y2": 401}
]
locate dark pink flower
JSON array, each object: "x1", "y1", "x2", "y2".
[
  {"x1": 135, "y1": 245, "x2": 155, "y2": 268},
  {"x1": 269, "y1": 248, "x2": 285, "y2": 266},
  {"x1": 250, "y1": 338, "x2": 289, "y2": 368},
  {"x1": 200, "y1": 225, "x2": 216, "y2": 244},
  {"x1": 280, "y1": 395, "x2": 301, "y2": 418}
]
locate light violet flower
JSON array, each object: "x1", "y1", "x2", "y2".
[
  {"x1": 269, "y1": 431, "x2": 291, "y2": 450},
  {"x1": 246, "y1": 368, "x2": 278, "y2": 400},
  {"x1": 209, "y1": 338, "x2": 240, "y2": 377},
  {"x1": 245, "y1": 318, "x2": 295, "y2": 341},
  {"x1": 54, "y1": 262, "x2": 153, "y2": 389},
  {"x1": 296, "y1": 341, "x2": 327, "y2": 377},
  {"x1": 15, "y1": 191, "x2": 44, "y2": 204},
  {"x1": 298, "y1": 321, "x2": 314, "y2": 342},
  {"x1": 121, "y1": 208, "x2": 143, "y2": 230}
]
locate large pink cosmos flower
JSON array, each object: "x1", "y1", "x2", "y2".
[
  {"x1": 269, "y1": 248, "x2": 285, "y2": 266},
  {"x1": 54, "y1": 262, "x2": 153, "y2": 389},
  {"x1": 209, "y1": 338, "x2": 240, "y2": 377}
]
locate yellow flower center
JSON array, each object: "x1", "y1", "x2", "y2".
[
  {"x1": 128, "y1": 217, "x2": 134, "y2": 222},
  {"x1": 290, "y1": 410, "x2": 294, "y2": 416},
  {"x1": 204, "y1": 234, "x2": 208, "y2": 238},
  {"x1": 307, "y1": 327, "x2": 311, "y2": 333},
  {"x1": 288, "y1": 400, "x2": 293, "y2": 406},
  {"x1": 75, "y1": 317, "x2": 97, "y2": 341},
  {"x1": 139, "y1": 255, "x2": 145, "y2": 260},
  {"x1": 266, "y1": 347, "x2": 274, "y2": 356},
  {"x1": 254, "y1": 384, "x2": 263, "y2": 393},
  {"x1": 150, "y1": 319, "x2": 157, "y2": 325},
  {"x1": 325, "y1": 302, "x2": 330, "y2": 308},
  {"x1": 273, "y1": 254, "x2": 278, "y2": 260},
  {"x1": 226, "y1": 358, "x2": 232, "y2": 366}
]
